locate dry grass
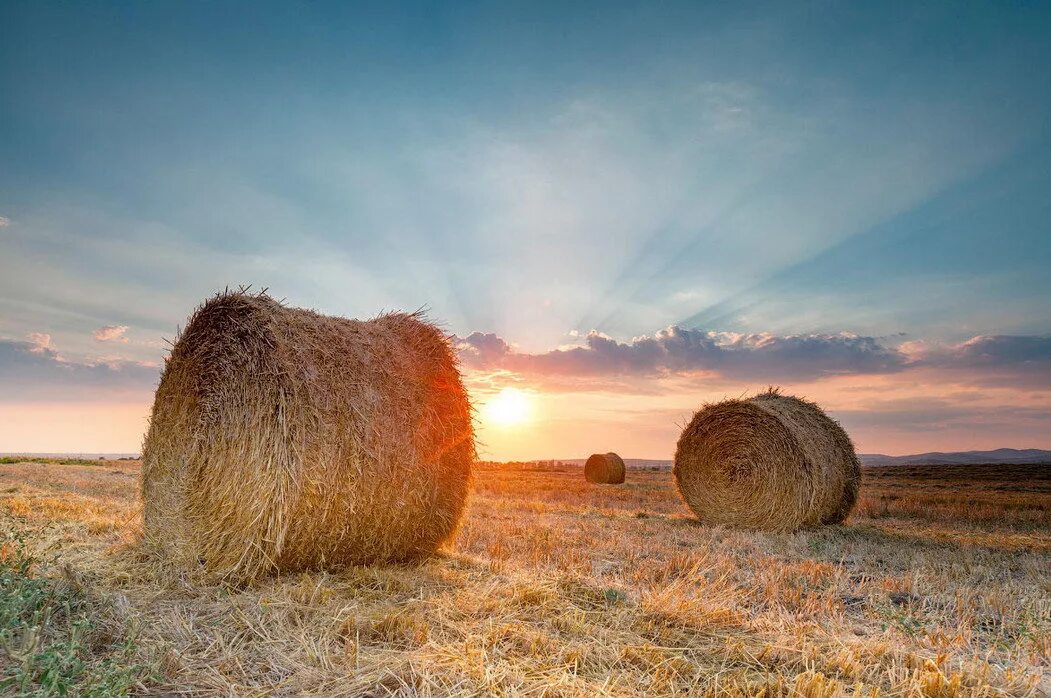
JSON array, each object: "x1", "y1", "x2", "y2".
[
  {"x1": 142, "y1": 291, "x2": 474, "y2": 582},
  {"x1": 584, "y1": 453, "x2": 626, "y2": 484},
  {"x1": 675, "y1": 390, "x2": 860, "y2": 532},
  {"x1": 1, "y1": 458, "x2": 1048, "y2": 696}
]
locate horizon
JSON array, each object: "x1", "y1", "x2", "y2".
[
  {"x1": 2, "y1": 1, "x2": 1050, "y2": 458},
  {"x1": 5, "y1": 446, "x2": 1051, "y2": 462}
]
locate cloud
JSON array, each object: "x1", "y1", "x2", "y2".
[
  {"x1": 26, "y1": 332, "x2": 52, "y2": 352},
  {"x1": 457, "y1": 327, "x2": 1051, "y2": 389},
  {"x1": 457, "y1": 332, "x2": 513, "y2": 367},
  {"x1": 911, "y1": 334, "x2": 1051, "y2": 367},
  {"x1": 458, "y1": 326, "x2": 908, "y2": 383},
  {"x1": 0, "y1": 338, "x2": 158, "y2": 402},
  {"x1": 903, "y1": 334, "x2": 1051, "y2": 387},
  {"x1": 835, "y1": 397, "x2": 1051, "y2": 434},
  {"x1": 93, "y1": 325, "x2": 130, "y2": 343},
  {"x1": 0, "y1": 215, "x2": 10, "y2": 228}
]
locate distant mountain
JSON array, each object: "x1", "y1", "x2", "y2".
[
  {"x1": 559, "y1": 458, "x2": 673, "y2": 470},
  {"x1": 1, "y1": 452, "x2": 140, "y2": 460},
  {"x1": 558, "y1": 449, "x2": 1051, "y2": 468},
  {"x1": 859, "y1": 448, "x2": 1051, "y2": 466}
]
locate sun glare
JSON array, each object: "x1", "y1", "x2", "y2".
[{"x1": 483, "y1": 387, "x2": 532, "y2": 427}]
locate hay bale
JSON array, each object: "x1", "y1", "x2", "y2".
[
  {"x1": 141, "y1": 290, "x2": 475, "y2": 581},
  {"x1": 673, "y1": 389, "x2": 859, "y2": 531},
  {"x1": 584, "y1": 452, "x2": 626, "y2": 484}
]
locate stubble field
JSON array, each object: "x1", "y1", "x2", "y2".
[{"x1": 1, "y1": 459, "x2": 1048, "y2": 696}]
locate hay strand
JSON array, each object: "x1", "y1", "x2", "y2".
[
  {"x1": 673, "y1": 389, "x2": 859, "y2": 531},
  {"x1": 141, "y1": 290, "x2": 475, "y2": 582},
  {"x1": 584, "y1": 452, "x2": 626, "y2": 484}
]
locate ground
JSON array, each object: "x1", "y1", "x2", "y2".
[{"x1": 0, "y1": 459, "x2": 1048, "y2": 696}]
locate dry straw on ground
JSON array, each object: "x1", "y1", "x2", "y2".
[
  {"x1": 674, "y1": 389, "x2": 860, "y2": 531},
  {"x1": 141, "y1": 290, "x2": 475, "y2": 582},
  {"x1": 4, "y1": 459, "x2": 1048, "y2": 696},
  {"x1": 584, "y1": 452, "x2": 626, "y2": 484}
]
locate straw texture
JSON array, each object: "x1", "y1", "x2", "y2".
[
  {"x1": 141, "y1": 290, "x2": 475, "y2": 582},
  {"x1": 673, "y1": 389, "x2": 859, "y2": 531},
  {"x1": 584, "y1": 452, "x2": 626, "y2": 484}
]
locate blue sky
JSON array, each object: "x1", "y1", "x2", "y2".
[{"x1": 1, "y1": 1, "x2": 1049, "y2": 455}]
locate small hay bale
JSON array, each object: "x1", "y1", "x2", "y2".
[
  {"x1": 584, "y1": 452, "x2": 626, "y2": 484},
  {"x1": 673, "y1": 389, "x2": 859, "y2": 531},
  {"x1": 141, "y1": 290, "x2": 475, "y2": 581}
]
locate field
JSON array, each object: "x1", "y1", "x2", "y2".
[{"x1": 1, "y1": 459, "x2": 1048, "y2": 696}]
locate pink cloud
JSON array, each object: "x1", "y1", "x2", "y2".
[
  {"x1": 0, "y1": 337, "x2": 158, "y2": 402},
  {"x1": 457, "y1": 326, "x2": 907, "y2": 383},
  {"x1": 457, "y1": 327, "x2": 1051, "y2": 391},
  {"x1": 93, "y1": 325, "x2": 129, "y2": 343},
  {"x1": 26, "y1": 332, "x2": 52, "y2": 353},
  {"x1": 902, "y1": 334, "x2": 1051, "y2": 388}
]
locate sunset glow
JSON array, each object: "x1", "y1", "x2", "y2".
[
  {"x1": 0, "y1": 6, "x2": 1047, "y2": 695},
  {"x1": 482, "y1": 388, "x2": 533, "y2": 428},
  {"x1": 0, "y1": 3, "x2": 1049, "y2": 461}
]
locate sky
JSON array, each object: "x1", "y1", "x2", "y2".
[{"x1": 1, "y1": 1, "x2": 1049, "y2": 459}]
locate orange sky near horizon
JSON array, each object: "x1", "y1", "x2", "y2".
[
  {"x1": 0, "y1": 401, "x2": 151, "y2": 455},
  {"x1": 470, "y1": 374, "x2": 1051, "y2": 460},
  {"x1": 3, "y1": 366, "x2": 1047, "y2": 459},
  {"x1": 1, "y1": 2, "x2": 1049, "y2": 462}
]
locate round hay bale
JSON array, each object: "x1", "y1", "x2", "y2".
[
  {"x1": 673, "y1": 389, "x2": 859, "y2": 531},
  {"x1": 584, "y1": 452, "x2": 626, "y2": 484},
  {"x1": 141, "y1": 290, "x2": 475, "y2": 581}
]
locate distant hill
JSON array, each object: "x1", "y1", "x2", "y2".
[
  {"x1": 1, "y1": 452, "x2": 140, "y2": 460},
  {"x1": 860, "y1": 448, "x2": 1051, "y2": 466},
  {"x1": 561, "y1": 449, "x2": 1051, "y2": 469},
  {"x1": 559, "y1": 458, "x2": 673, "y2": 470}
]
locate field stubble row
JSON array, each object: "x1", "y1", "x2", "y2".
[{"x1": 0, "y1": 459, "x2": 1048, "y2": 696}]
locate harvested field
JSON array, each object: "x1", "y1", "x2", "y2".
[{"x1": 1, "y1": 458, "x2": 1048, "y2": 696}]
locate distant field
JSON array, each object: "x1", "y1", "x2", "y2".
[
  {"x1": 0, "y1": 459, "x2": 1048, "y2": 695},
  {"x1": 860, "y1": 463, "x2": 1051, "y2": 530}
]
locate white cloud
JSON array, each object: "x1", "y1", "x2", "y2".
[
  {"x1": 457, "y1": 326, "x2": 908, "y2": 383},
  {"x1": 458, "y1": 326, "x2": 1051, "y2": 391},
  {"x1": 0, "y1": 215, "x2": 10, "y2": 228},
  {"x1": 93, "y1": 325, "x2": 129, "y2": 343},
  {"x1": 0, "y1": 337, "x2": 158, "y2": 402}
]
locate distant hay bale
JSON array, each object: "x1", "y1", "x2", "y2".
[
  {"x1": 141, "y1": 290, "x2": 475, "y2": 582},
  {"x1": 585, "y1": 452, "x2": 626, "y2": 484},
  {"x1": 673, "y1": 389, "x2": 859, "y2": 531}
]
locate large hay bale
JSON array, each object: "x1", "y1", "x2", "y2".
[
  {"x1": 585, "y1": 452, "x2": 626, "y2": 484},
  {"x1": 673, "y1": 389, "x2": 859, "y2": 531},
  {"x1": 141, "y1": 291, "x2": 475, "y2": 581}
]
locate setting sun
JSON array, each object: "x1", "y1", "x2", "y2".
[{"x1": 482, "y1": 387, "x2": 533, "y2": 427}]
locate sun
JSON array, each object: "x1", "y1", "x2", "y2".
[{"x1": 483, "y1": 387, "x2": 533, "y2": 427}]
